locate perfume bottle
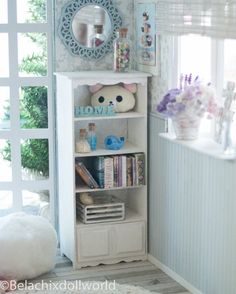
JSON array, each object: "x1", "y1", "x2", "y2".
[
  {"x1": 90, "y1": 25, "x2": 106, "y2": 48},
  {"x1": 87, "y1": 123, "x2": 97, "y2": 151},
  {"x1": 114, "y1": 28, "x2": 131, "y2": 72},
  {"x1": 76, "y1": 129, "x2": 91, "y2": 153}
]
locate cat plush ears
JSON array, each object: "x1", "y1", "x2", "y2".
[{"x1": 89, "y1": 83, "x2": 137, "y2": 94}]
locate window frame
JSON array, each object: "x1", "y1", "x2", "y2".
[{"x1": 0, "y1": 0, "x2": 55, "y2": 225}]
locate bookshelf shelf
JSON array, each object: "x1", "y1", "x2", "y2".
[
  {"x1": 74, "y1": 142, "x2": 144, "y2": 158},
  {"x1": 75, "y1": 184, "x2": 146, "y2": 193},
  {"x1": 74, "y1": 111, "x2": 146, "y2": 121},
  {"x1": 56, "y1": 71, "x2": 150, "y2": 269}
]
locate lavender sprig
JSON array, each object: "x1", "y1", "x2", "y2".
[{"x1": 157, "y1": 74, "x2": 217, "y2": 118}]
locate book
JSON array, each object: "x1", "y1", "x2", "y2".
[
  {"x1": 121, "y1": 155, "x2": 127, "y2": 187},
  {"x1": 131, "y1": 156, "x2": 136, "y2": 186},
  {"x1": 135, "y1": 153, "x2": 145, "y2": 186},
  {"x1": 113, "y1": 156, "x2": 119, "y2": 187},
  {"x1": 104, "y1": 157, "x2": 114, "y2": 189},
  {"x1": 118, "y1": 156, "x2": 122, "y2": 187},
  {"x1": 75, "y1": 162, "x2": 99, "y2": 189},
  {"x1": 126, "y1": 156, "x2": 133, "y2": 186},
  {"x1": 93, "y1": 157, "x2": 105, "y2": 188}
]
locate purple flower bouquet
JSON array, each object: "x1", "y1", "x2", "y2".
[{"x1": 157, "y1": 74, "x2": 217, "y2": 140}]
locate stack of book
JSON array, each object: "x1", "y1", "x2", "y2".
[
  {"x1": 93, "y1": 153, "x2": 145, "y2": 189},
  {"x1": 75, "y1": 153, "x2": 145, "y2": 190}
]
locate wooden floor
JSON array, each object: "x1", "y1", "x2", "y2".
[{"x1": 33, "y1": 256, "x2": 191, "y2": 294}]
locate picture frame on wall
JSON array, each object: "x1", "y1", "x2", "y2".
[{"x1": 135, "y1": 1, "x2": 158, "y2": 75}]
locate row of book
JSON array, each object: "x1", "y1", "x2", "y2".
[{"x1": 75, "y1": 153, "x2": 145, "y2": 189}]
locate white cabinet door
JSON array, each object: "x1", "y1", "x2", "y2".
[
  {"x1": 77, "y1": 227, "x2": 110, "y2": 259},
  {"x1": 113, "y1": 222, "x2": 145, "y2": 256},
  {"x1": 77, "y1": 221, "x2": 146, "y2": 263}
]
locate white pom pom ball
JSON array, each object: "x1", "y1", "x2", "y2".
[{"x1": 0, "y1": 213, "x2": 57, "y2": 281}]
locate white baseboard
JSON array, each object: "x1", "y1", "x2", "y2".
[{"x1": 148, "y1": 254, "x2": 204, "y2": 294}]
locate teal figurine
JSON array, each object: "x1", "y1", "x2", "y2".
[{"x1": 104, "y1": 136, "x2": 125, "y2": 150}]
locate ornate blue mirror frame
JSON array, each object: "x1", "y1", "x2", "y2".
[{"x1": 58, "y1": 0, "x2": 122, "y2": 60}]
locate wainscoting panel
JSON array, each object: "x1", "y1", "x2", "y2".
[{"x1": 149, "y1": 113, "x2": 236, "y2": 294}]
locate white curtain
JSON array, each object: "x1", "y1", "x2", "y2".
[{"x1": 156, "y1": 0, "x2": 236, "y2": 39}]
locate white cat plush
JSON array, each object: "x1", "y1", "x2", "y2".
[{"x1": 90, "y1": 83, "x2": 137, "y2": 113}]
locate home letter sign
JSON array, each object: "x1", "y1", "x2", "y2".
[{"x1": 75, "y1": 106, "x2": 115, "y2": 117}]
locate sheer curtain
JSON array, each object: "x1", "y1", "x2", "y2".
[{"x1": 156, "y1": 0, "x2": 236, "y2": 39}]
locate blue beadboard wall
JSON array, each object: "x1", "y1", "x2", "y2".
[{"x1": 149, "y1": 113, "x2": 236, "y2": 294}]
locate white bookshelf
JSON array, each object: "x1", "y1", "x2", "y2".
[{"x1": 55, "y1": 71, "x2": 151, "y2": 268}]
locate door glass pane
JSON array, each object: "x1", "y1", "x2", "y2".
[
  {"x1": 22, "y1": 190, "x2": 50, "y2": 218},
  {"x1": 21, "y1": 139, "x2": 49, "y2": 180},
  {"x1": 0, "y1": 87, "x2": 10, "y2": 129},
  {"x1": 0, "y1": 139, "x2": 12, "y2": 181},
  {"x1": 20, "y1": 86, "x2": 48, "y2": 129},
  {"x1": 0, "y1": 191, "x2": 13, "y2": 216},
  {"x1": 17, "y1": 0, "x2": 46, "y2": 23},
  {"x1": 18, "y1": 33, "x2": 47, "y2": 77},
  {"x1": 0, "y1": 0, "x2": 8, "y2": 23},
  {"x1": 0, "y1": 33, "x2": 9, "y2": 77}
]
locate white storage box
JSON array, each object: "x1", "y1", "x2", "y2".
[{"x1": 77, "y1": 195, "x2": 125, "y2": 224}]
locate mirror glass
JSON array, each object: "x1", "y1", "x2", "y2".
[
  {"x1": 58, "y1": 0, "x2": 122, "y2": 59},
  {"x1": 72, "y1": 5, "x2": 111, "y2": 48}
]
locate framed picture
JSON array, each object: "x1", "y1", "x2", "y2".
[{"x1": 135, "y1": 1, "x2": 158, "y2": 75}]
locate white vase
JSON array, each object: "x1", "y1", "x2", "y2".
[{"x1": 172, "y1": 114, "x2": 201, "y2": 140}]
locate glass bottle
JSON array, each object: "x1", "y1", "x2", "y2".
[
  {"x1": 87, "y1": 123, "x2": 97, "y2": 151},
  {"x1": 90, "y1": 25, "x2": 106, "y2": 48},
  {"x1": 76, "y1": 129, "x2": 91, "y2": 153},
  {"x1": 114, "y1": 28, "x2": 131, "y2": 72},
  {"x1": 222, "y1": 110, "x2": 235, "y2": 155}
]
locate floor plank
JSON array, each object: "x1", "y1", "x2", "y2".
[{"x1": 31, "y1": 257, "x2": 191, "y2": 294}]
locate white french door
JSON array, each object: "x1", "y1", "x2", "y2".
[{"x1": 0, "y1": 0, "x2": 55, "y2": 223}]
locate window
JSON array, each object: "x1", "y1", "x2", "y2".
[
  {"x1": 224, "y1": 40, "x2": 236, "y2": 111},
  {"x1": 172, "y1": 34, "x2": 236, "y2": 137},
  {"x1": 0, "y1": 0, "x2": 55, "y2": 222},
  {"x1": 179, "y1": 35, "x2": 212, "y2": 82},
  {"x1": 224, "y1": 39, "x2": 236, "y2": 143}
]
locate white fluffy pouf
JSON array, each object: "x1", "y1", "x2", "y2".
[{"x1": 0, "y1": 213, "x2": 57, "y2": 281}]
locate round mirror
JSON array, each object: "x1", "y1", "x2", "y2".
[
  {"x1": 72, "y1": 5, "x2": 111, "y2": 48},
  {"x1": 58, "y1": 0, "x2": 122, "y2": 60}
]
